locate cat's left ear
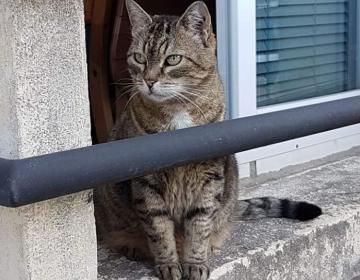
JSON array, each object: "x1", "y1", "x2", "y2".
[
  {"x1": 177, "y1": 1, "x2": 213, "y2": 47},
  {"x1": 126, "y1": 0, "x2": 152, "y2": 36}
]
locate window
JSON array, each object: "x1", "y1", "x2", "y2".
[
  {"x1": 256, "y1": 0, "x2": 360, "y2": 107},
  {"x1": 215, "y1": 0, "x2": 360, "y2": 174}
]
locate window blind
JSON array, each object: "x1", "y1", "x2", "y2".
[{"x1": 257, "y1": 0, "x2": 350, "y2": 107}]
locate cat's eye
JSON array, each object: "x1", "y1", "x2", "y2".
[
  {"x1": 134, "y1": 53, "x2": 146, "y2": 64},
  {"x1": 166, "y1": 55, "x2": 183, "y2": 66}
]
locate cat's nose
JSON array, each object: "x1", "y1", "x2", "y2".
[{"x1": 146, "y1": 80, "x2": 156, "y2": 89}]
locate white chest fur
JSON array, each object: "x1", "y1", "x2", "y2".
[{"x1": 170, "y1": 111, "x2": 194, "y2": 130}]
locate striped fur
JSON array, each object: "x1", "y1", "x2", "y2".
[
  {"x1": 235, "y1": 197, "x2": 322, "y2": 222},
  {"x1": 94, "y1": 1, "x2": 322, "y2": 279}
]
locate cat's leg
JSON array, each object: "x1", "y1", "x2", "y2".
[
  {"x1": 209, "y1": 226, "x2": 230, "y2": 256},
  {"x1": 102, "y1": 230, "x2": 150, "y2": 261},
  {"x1": 210, "y1": 155, "x2": 238, "y2": 255},
  {"x1": 182, "y1": 193, "x2": 217, "y2": 280},
  {"x1": 133, "y1": 179, "x2": 182, "y2": 280},
  {"x1": 94, "y1": 182, "x2": 150, "y2": 260}
]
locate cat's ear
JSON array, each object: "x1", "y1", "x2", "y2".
[
  {"x1": 177, "y1": 1, "x2": 213, "y2": 46},
  {"x1": 126, "y1": 0, "x2": 152, "y2": 35}
]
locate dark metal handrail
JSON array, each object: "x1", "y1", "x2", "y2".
[{"x1": 0, "y1": 96, "x2": 359, "y2": 207}]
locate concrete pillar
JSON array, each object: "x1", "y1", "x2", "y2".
[{"x1": 0, "y1": 1, "x2": 97, "y2": 279}]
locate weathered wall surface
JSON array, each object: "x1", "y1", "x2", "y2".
[{"x1": 0, "y1": 1, "x2": 97, "y2": 279}]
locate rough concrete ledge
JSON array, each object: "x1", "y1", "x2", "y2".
[{"x1": 98, "y1": 151, "x2": 360, "y2": 280}]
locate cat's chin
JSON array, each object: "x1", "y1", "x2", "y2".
[{"x1": 141, "y1": 92, "x2": 174, "y2": 103}]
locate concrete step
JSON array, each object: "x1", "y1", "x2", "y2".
[{"x1": 98, "y1": 149, "x2": 360, "y2": 280}]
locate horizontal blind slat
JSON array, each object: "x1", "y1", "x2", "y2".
[
  {"x1": 257, "y1": 0, "x2": 346, "y2": 7},
  {"x1": 257, "y1": 52, "x2": 346, "y2": 74},
  {"x1": 257, "y1": 83, "x2": 346, "y2": 106},
  {"x1": 258, "y1": 72, "x2": 346, "y2": 96},
  {"x1": 257, "y1": 3, "x2": 346, "y2": 17},
  {"x1": 257, "y1": 33, "x2": 346, "y2": 51},
  {"x1": 257, "y1": 14, "x2": 347, "y2": 29},
  {"x1": 257, "y1": 43, "x2": 346, "y2": 62},
  {"x1": 257, "y1": 24, "x2": 346, "y2": 40},
  {"x1": 257, "y1": 62, "x2": 346, "y2": 85}
]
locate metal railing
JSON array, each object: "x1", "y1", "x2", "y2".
[{"x1": 0, "y1": 96, "x2": 359, "y2": 207}]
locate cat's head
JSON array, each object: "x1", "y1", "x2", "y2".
[{"x1": 126, "y1": 0, "x2": 216, "y2": 103}]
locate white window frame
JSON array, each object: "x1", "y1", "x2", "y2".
[{"x1": 216, "y1": 0, "x2": 360, "y2": 177}]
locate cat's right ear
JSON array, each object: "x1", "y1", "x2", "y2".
[
  {"x1": 126, "y1": 0, "x2": 152, "y2": 36},
  {"x1": 177, "y1": 1, "x2": 213, "y2": 46}
]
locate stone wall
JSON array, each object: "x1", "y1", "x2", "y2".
[{"x1": 0, "y1": 1, "x2": 97, "y2": 279}]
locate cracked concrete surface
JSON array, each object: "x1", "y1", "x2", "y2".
[{"x1": 98, "y1": 148, "x2": 360, "y2": 280}]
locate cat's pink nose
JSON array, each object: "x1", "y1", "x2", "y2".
[{"x1": 146, "y1": 80, "x2": 156, "y2": 89}]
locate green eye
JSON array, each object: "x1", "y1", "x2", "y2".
[
  {"x1": 134, "y1": 53, "x2": 146, "y2": 64},
  {"x1": 166, "y1": 55, "x2": 183, "y2": 66}
]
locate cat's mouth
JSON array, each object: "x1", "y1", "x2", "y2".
[
  {"x1": 138, "y1": 83, "x2": 175, "y2": 102},
  {"x1": 138, "y1": 82, "x2": 188, "y2": 103},
  {"x1": 144, "y1": 90, "x2": 172, "y2": 102}
]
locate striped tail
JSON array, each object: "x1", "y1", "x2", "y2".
[{"x1": 236, "y1": 197, "x2": 322, "y2": 221}]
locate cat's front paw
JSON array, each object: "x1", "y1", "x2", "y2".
[
  {"x1": 155, "y1": 262, "x2": 182, "y2": 280},
  {"x1": 182, "y1": 263, "x2": 210, "y2": 280}
]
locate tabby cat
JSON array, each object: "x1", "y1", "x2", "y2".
[{"x1": 94, "y1": 1, "x2": 322, "y2": 279}]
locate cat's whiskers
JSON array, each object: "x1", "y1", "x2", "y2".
[
  {"x1": 117, "y1": 86, "x2": 140, "y2": 99},
  {"x1": 112, "y1": 82, "x2": 142, "y2": 88},
  {"x1": 180, "y1": 89, "x2": 211, "y2": 101},
  {"x1": 170, "y1": 90, "x2": 206, "y2": 118},
  {"x1": 118, "y1": 85, "x2": 139, "y2": 92},
  {"x1": 114, "y1": 82, "x2": 143, "y2": 100},
  {"x1": 163, "y1": 82, "x2": 216, "y2": 94},
  {"x1": 112, "y1": 82, "x2": 140, "y2": 87},
  {"x1": 167, "y1": 90, "x2": 189, "y2": 108},
  {"x1": 114, "y1": 79, "x2": 132, "y2": 84},
  {"x1": 160, "y1": 85, "x2": 211, "y2": 101},
  {"x1": 110, "y1": 77, "x2": 135, "y2": 85},
  {"x1": 123, "y1": 90, "x2": 139, "y2": 112}
]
